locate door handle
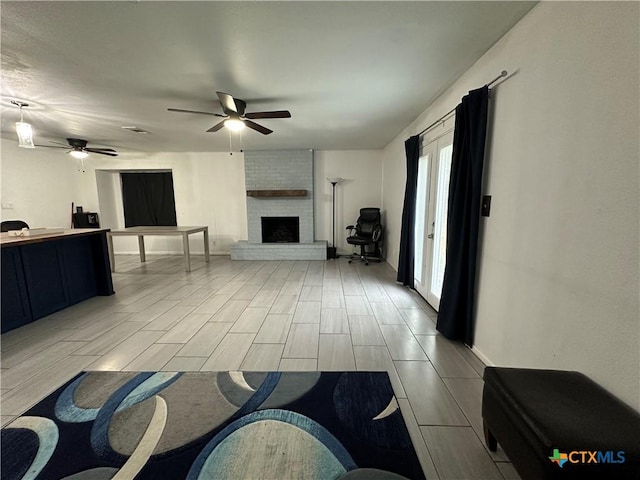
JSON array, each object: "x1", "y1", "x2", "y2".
[{"x1": 427, "y1": 233, "x2": 434, "y2": 239}]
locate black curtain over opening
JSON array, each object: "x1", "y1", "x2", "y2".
[
  {"x1": 396, "y1": 135, "x2": 420, "y2": 287},
  {"x1": 121, "y1": 172, "x2": 177, "y2": 227},
  {"x1": 436, "y1": 86, "x2": 489, "y2": 346}
]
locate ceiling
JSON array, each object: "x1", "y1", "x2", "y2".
[{"x1": 1, "y1": 1, "x2": 536, "y2": 154}]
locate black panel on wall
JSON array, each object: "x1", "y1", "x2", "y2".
[{"x1": 121, "y1": 172, "x2": 177, "y2": 227}]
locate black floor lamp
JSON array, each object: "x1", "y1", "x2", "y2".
[{"x1": 327, "y1": 177, "x2": 342, "y2": 259}]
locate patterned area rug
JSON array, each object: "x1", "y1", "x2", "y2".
[{"x1": 2, "y1": 371, "x2": 426, "y2": 479}]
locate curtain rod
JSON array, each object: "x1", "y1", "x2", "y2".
[{"x1": 417, "y1": 70, "x2": 508, "y2": 137}]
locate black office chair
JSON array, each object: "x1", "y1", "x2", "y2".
[
  {"x1": 346, "y1": 208, "x2": 383, "y2": 265},
  {"x1": 1, "y1": 220, "x2": 29, "y2": 232}
]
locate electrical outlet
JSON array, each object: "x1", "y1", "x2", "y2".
[{"x1": 1, "y1": 202, "x2": 14, "y2": 209}]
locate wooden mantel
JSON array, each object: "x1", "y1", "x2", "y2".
[{"x1": 246, "y1": 189, "x2": 308, "y2": 198}]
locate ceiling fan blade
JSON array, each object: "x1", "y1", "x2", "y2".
[
  {"x1": 244, "y1": 110, "x2": 291, "y2": 119},
  {"x1": 35, "y1": 144, "x2": 68, "y2": 149},
  {"x1": 234, "y1": 99, "x2": 246, "y2": 116},
  {"x1": 167, "y1": 108, "x2": 225, "y2": 117},
  {"x1": 86, "y1": 147, "x2": 117, "y2": 153},
  {"x1": 244, "y1": 119, "x2": 273, "y2": 135},
  {"x1": 86, "y1": 148, "x2": 118, "y2": 157},
  {"x1": 50, "y1": 140, "x2": 71, "y2": 147},
  {"x1": 206, "y1": 120, "x2": 226, "y2": 133},
  {"x1": 216, "y1": 91, "x2": 238, "y2": 115}
]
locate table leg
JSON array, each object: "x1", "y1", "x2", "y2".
[
  {"x1": 138, "y1": 236, "x2": 146, "y2": 263},
  {"x1": 183, "y1": 233, "x2": 191, "y2": 272},
  {"x1": 107, "y1": 233, "x2": 115, "y2": 272},
  {"x1": 203, "y1": 228, "x2": 210, "y2": 263}
]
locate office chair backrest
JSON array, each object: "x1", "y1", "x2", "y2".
[
  {"x1": 1, "y1": 220, "x2": 29, "y2": 232},
  {"x1": 357, "y1": 208, "x2": 381, "y2": 236}
]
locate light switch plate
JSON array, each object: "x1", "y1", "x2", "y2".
[{"x1": 481, "y1": 196, "x2": 491, "y2": 217}]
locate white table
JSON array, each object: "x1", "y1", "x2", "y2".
[{"x1": 107, "y1": 226, "x2": 210, "y2": 272}]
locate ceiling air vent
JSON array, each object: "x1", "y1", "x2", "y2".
[{"x1": 121, "y1": 126, "x2": 150, "y2": 134}]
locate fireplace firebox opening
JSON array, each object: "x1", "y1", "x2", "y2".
[{"x1": 261, "y1": 217, "x2": 300, "y2": 243}]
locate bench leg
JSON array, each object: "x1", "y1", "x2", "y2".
[{"x1": 483, "y1": 420, "x2": 498, "y2": 452}]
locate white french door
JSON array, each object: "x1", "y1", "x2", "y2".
[{"x1": 414, "y1": 129, "x2": 454, "y2": 310}]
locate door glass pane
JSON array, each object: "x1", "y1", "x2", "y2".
[
  {"x1": 430, "y1": 144, "x2": 452, "y2": 298},
  {"x1": 414, "y1": 154, "x2": 429, "y2": 284}
]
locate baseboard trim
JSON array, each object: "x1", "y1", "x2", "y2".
[{"x1": 470, "y1": 346, "x2": 494, "y2": 367}]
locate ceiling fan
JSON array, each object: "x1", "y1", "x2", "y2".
[
  {"x1": 168, "y1": 91, "x2": 291, "y2": 135},
  {"x1": 36, "y1": 138, "x2": 118, "y2": 158}
]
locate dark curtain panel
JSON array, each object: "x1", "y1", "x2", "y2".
[
  {"x1": 396, "y1": 135, "x2": 420, "y2": 287},
  {"x1": 436, "y1": 86, "x2": 489, "y2": 346},
  {"x1": 121, "y1": 172, "x2": 177, "y2": 227}
]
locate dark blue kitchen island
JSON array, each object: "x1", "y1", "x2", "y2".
[{"x1": 1, "y1": 228, "x2": 114, "y2": 333}]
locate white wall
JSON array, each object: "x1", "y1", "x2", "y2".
[
  {"x1": 314, "y1": 150, "x2": 383, "y2": 255},
  {"x1": 382, "y1": 2, "x2": 639, "y2": 408},
  {"x1": 1, "y1": 139, "x2": 79, "y2": 228},
  {"x1": 1, "y1": 145, "x2": 382, "y2": 256},
  {"x1": 95, "y1": 170, "x2": 125, "y2": 230},
  {"x1": 73, "y1": 151, "x2": 248, "y2": 254}
]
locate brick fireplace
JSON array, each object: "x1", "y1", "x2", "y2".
[{"x1": 230, "y1": 149, "x2": 326, "y2": 260}]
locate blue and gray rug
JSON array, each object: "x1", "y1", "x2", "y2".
[{"x1": 2, "y1": 371, "x2": 426, "y2": 479}]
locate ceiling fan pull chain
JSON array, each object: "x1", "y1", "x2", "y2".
[{"x1": 75, "y1": 156, "x2": 86, "y2": 172}]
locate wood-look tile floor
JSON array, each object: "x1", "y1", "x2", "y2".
[{"x1": 0, "y1": 255, "x2": 519, "y2": 480}]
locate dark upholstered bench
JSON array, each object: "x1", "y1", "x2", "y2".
[{"x1": 482, "y1": 367, "x2": 640, "y2": 480}]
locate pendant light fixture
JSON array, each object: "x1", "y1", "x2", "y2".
[{"x1": 11, "y1": 100, "x2": 35, "y2": 148}]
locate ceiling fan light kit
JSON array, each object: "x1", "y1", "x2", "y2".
[
  {"x1": 69, "y1": 150, "x2": 89, "y2": 160},
  {"x1": 224, "y1": 118, "x2": 245, "y2": 132}
]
